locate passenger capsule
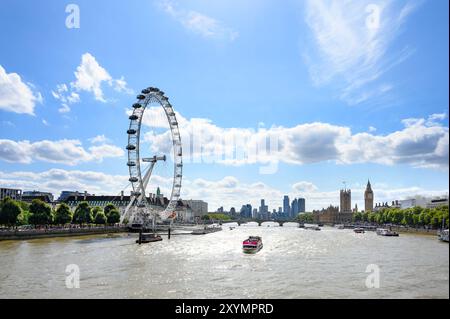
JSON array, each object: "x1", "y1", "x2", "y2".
[
  {"x1": 136, "y1": 94, "x2": 146, "y2": 100},
  {"x1": 127, "y1": 161, "x2": 136, "y2": 167},
  {"x1": 126, "y1": 144, "x2": 136, "y2": 150},
  {"x1": 132, "y1": 103, "x2": 142, "y2": 109},
  {"x1": 129, "y1": 114, "x2": 139, "y2": 120},
  {"x1": 127, "y1": 129, "x2": 137, "y2": 134},
  {"x1": 141, "y1": 88, "x2": 150, "y2": 94},
  {"x1": 129, "y1": 177, "x2": 138, "y2": 183}
]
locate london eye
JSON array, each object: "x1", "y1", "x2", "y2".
[{"x1": 121, "y1": 87, "x2": 183, "y2": 227}]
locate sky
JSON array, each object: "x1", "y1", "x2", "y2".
[{"x1": 0, "y1": 0, "x2": 448, "y2": 212}]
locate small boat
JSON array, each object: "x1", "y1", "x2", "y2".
[
  {"x1": 335, "y1": 224, "x2": 345, "y2": 229},
  {"x1": 243, "y1": 236, "x2": 263, "y2": 254},
  {"x1": 354, "y1": 227, "x2": 365, "y2": 234},
  {"x1": 136, "y1": 232, "x2": 162, "y2": 244},
  {"x1": 305, "y1": 225, "x2": 321, "y2": 231},
  {"x1": 376, "y1": 228, "x2": 399, "y2": 237},
  {"x1": 438, "y1": 229, "x2": 449, "y2": 242},
  {"x1": 229, "y1": 226, "x2": 235, "y2": 230}
]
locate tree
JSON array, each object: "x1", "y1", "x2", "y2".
[
  {"x1": 29, "y1": 199, "x2": 53, "y2": 226},
  {"x1": 353, "y1": 212, "x2": 363, "y2": 222},
  {"x1": 72, "y1": 202, "x2": 93, "y2": 225},
  {"x1": 201, "y1": 215, "x2": 210, "y2": 221},
  {"x1": 94, "y1": 211, "x2": 107, "y2": 225},
  {"x1": 0, "y1": 197, "x2": 22, "y2": 227},
  {"x1": 107, "y1": 209, "x2": 120, "y2": 225},
  {"x1": 54, "y1": 203, "x2": 72, "y2": 225},
  {"x1": 104, "y1": 203, "x2": 117, "y2": 218},
  {"x1": 298, "y1": 213, "x2": 314, "y2": 223},
  {"x1": 92, "y1": 206, "x2": 102, "y2": 219}
]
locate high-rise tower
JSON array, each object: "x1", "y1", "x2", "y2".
[
  {"x1": 340, "y1": 188, "x2": 352, "y2": 213},
  {"x1": 364, "y1": 180, "x2": 374, "y2": 212}
]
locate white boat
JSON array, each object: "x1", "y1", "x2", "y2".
[
  {"x1": 335, "y1": 224, "x2": 345, "y2": 229},
  {"x1": 438, "y1": 229, "x2": 449, "y2": 242},
  {"x1": 305, "y1": 224, "x2": 321, "y2": 231},
  {"x1": 376, "y1": 228, "x2": 399, "y2": 237},
  {"x1": 354, "y1": 227, "x2": 365, "y2": 234}
]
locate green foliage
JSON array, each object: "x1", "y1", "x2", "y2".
[
  {"x1": 104, "y1": 203, "x2": 117, "y2": 217},
  {"x1": 201, "y1": 215, "x2": 210, "y2": 221},
  {"x1": 92, "y1": 206, "x2": 102, "y2": 218},
  {"x1": 0, "y1": 197, "x2": 22, "y2": 226},
  {"x1": 28, "y1": 199, "x2": 53, "y2": 225},
  {"x1": 54, "y1": 203, "x2": 72, "y2": 225},
  {"x1": 297, "y1": 213, "x2": 314, "y2": 223},
  {"x1": 366, "y1": 205, "x2": 448, "y2": 229},
  {"x1": 207, "y1": 213, "x2": 231, "y2": 221},
  {"x1": 94, "y1": 211, "x2": 107, "y2": 225},
  {"x1": 72, "y1": 202, "x2": 93, "y2": 225},
  {"x1": 353, "y1": 212, "x2": 363, "y2": 222},
  {"x1": 106, "y1": 209, "x2": 120, "y2": 224}
]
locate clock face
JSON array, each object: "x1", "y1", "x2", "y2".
[{"x1": 367, "y1": 193, "x2": 373, "y2": 199}]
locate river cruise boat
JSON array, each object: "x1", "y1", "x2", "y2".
[
  {"x1": 335, "y1": 224, "x2": 345, "y2": 229},
  {"x1": 376, "y1": 228, "x2": 399, "y2": 237},
  {"x1": 243, "y1": 236, "x2": 263, "y2": 254},
  {"x1": 354, "y1": 227, "x2": 365, "y2": 234},
  {"x1": 136, "y1": 232, "x2": 162, "y2": 244},
  {"x1": 438, "y1": 229, "x2": 449, "y2": 242}
]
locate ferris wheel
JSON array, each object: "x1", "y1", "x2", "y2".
[{"x1": 121, "y1": 87, "x2": 183, "y2": 226}]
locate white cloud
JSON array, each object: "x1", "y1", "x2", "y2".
[
  {"x1": 0, "y1": 65, "x2": 42, "y2": 115},
  {"x1": 293, "y1": 181, "x2": 318, "y2": 193},
  {"x1": 161, "y1": 0, "x2": 238, "y2": 41},
  {"x1": 304, "y1": 0, "x2": 420, "y2": 105},
  {"x1": 88, "y1": 134, "x2": 111, "y2": 144},
  {"x1": 42, "y1": 119, "x2": 49, "y2": 126},
  {"x1": 58, "y1": 104, "x2": 71, "y2": 113},
  {"x1": 52, "y1": 53, "x2": 133, "y2": 112},
  {"x1": 139, "y1": 108, "x2": 449, "y2": 171},
  {"x1": 0, "y1": 139, "x2": 124, "y2": 166},
  {"x1": 71, "y1": 53, "x2": 112, "y2": 102}
]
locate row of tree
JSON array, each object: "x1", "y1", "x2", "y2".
[
  {"x1": 352, "y1": 206, "x2": 448, "y2": 228},
  {"x1": 294, "y1": 206, "x2": 449, "y2": 229},
  {"x1": 0, "y1": 197, "x2": 121, "y2": 227}
]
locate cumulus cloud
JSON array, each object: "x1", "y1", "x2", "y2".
[
  {"x1": 304, "y1": 0, "x2": 421, "y2": 105},
  {"x1": 161, "y1": 0, "x2": 238, "y2": 41},
  {"x1": 139, "y1": 108, "x2": 449, "y2": 171},
  {"x1": 0, "y1": 139, "x2": 124, "y2": 165},
  {"x1": 0, "y1": 65, "x2": 42, "y2": 115},
  {"x1": 52, "y1": 53, "x2": 133, "y2": 112},
  {"x1": 88, "y1": 134, "x2": 111, "y2": 144}
]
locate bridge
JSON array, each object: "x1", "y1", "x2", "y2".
[{"x1": 218, "y1": 219, "x2": 304, "y2": 227}]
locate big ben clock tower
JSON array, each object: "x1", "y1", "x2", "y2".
[{"x1": 364, "y1": 180, "x2": 374, "y2": 212}]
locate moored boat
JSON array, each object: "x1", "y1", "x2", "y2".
[
  {"x1": 334, "y1": 224, "x2": 345, "y2": 229},
  {"x1": 438, "y1": 229, "x2": 449, "y2": 242},
  {"x1": 305, "y1": 224, "x2": 321, "y2": 231},
  {"x1": 136, "y1": 232, "x2": 162, "y2": 244},
  {"x1": 243, "y1": 236, "x2": 263, "y2": 254},
  {"x1": 376, "y1": 228, "x2": 399, "y2": 237},
  {"x1": 354, "y1": 227, "x2": 365, "y2": 234}
]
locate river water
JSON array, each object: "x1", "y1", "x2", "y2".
[{"x1": 0, "y1": 223, "x2": 448, "y2": 299}]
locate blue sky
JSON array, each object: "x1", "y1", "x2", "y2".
[{"x1": 0, "y1": 0, "x2": 448, "y2": 211}]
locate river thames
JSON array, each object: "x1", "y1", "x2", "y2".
[{"x1": 0, "y1": 223, "x2": 448, "y2": 299}]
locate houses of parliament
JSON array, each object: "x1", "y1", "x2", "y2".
[{"x1": 313, "y1": 180, "x2": 374, "y2": 224}]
